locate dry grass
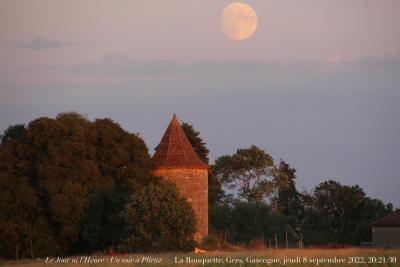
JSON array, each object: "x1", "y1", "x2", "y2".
[{"x1": 1, "y1": 248, "x2": 399, "y2": 267}]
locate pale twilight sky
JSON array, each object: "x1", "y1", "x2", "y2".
[{"x1": 0, "y1": 0, "x2": 399, "y2": 206}]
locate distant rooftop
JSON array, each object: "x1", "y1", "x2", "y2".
[
  {"x1": 152, "y1": 114, "x2": 209, "y2": 169},
  {"x1": 372, "y1": 210, "x2": 400, "y2": 227}
]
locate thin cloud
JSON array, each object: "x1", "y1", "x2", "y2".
[
  {"x1": 4, "y1": 37, "x2": 77, "y2": 50},
  {"x1": 46, "y1": 53, "x2": 290, "y2": 77},
  {"x1": 45, "y1": 53, "x2": 400, "y2": 91}
]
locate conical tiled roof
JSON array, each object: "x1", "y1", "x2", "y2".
[{"x1": 152, "y1": 114, "x2": 209, "y2": 169}]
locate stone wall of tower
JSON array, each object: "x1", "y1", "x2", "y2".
[{"x1": 153, "y1": 168, "x2": 208, "y2": 242}]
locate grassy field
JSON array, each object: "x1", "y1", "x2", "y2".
[{"x1": 1, "y1": 248, "x2": 399, "y2": 267}]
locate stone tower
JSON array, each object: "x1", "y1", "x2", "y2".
[{"x1": 152, "y1": 114, "x2": 209, "y2": 241}]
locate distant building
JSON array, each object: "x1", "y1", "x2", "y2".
[
  {"x1": 152, "y1": 114, "x2": 209, "y2": 241},
  {"x1": 372, "y1": 210, "x2": 400, "y2": 248}
]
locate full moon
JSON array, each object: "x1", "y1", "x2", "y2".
[{"x1": 221, "y1": 2, "x2": 258, "y2": 41}]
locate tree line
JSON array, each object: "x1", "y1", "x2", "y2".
[
  {"x1": 187, "y1": 128, "x2": 394, "y2": 248},
  {"x1": 0, "y1": 113, "x2": 196, "y2": 259},
  {"x1": 0, "y1": 113, "x2": 394, "y2": 259}
]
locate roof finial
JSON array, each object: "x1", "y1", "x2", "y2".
[{"x1": 172, "y1": 113, "x2": 179, "y2": 123}]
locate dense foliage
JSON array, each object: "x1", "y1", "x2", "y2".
[
  {"x1": 181, "y1": 122, "x2": 209, "y2": 164},
  {"x1": 0, "y1": 113, "x2": 196, "y2": 259},
  {"x1": 0, "y1": 115, "x2": 395, "y2": 259},
  {"x1": 121, "y1": 180, "x2": 196, "y2": 252},
  {"x1": 209, "y1": 146, "x2": 394, "y2": 248},
  {"x1": 181, "y1": 123, "x2": 394, "y2": 248},
  {"x1": 212, "y1": 145, "x2": 275, "y2": 203}
]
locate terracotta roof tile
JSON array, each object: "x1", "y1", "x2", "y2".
[
  {"x1": 372, "y1": 210, "x2": 400, "y2": 227},
  {"x1": 152, "y1": 114, "x2": 209, "y2": 169}
]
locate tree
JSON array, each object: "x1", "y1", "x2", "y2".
[
  {"x1": 181, "y1": 122, "x2": 209, "y2": 163},
  {"x1": 272, "y1": 160, "x2": 304, "y2": 243},
  {"x1": 212, "y1": 145, "x2": 275, "y2": 203},
  {"x1": 209, "y1": 203, "x2": 233, "y2": 242},
  {"x1": 26, "y1": 114, "x2": 104, "y2": 252},
  {"x1": 0, "y1": 124, "x2": 61, "y2": 258},
  {"x1": 0, "y1": 171, "x2": 37, "y2": 259},
  {"x1": 208, "y1": 172, "x2": 225, "y2": 205},
  {"x1": 301, "y1": 180, "x2": 366, "y2": 244},
  {"x1": 0, "y1": 171, "x2": 60, "y2": 259},
  {"x1": 81, "y1": 185, "x2": 127, "y2": 252},
  {"x1": 351, "y1": 197, "x2": 393, "y2": 243},
  {"x1": 93, "y1": 117, "x2": 153, "y2": 189},
  {"x1": 0, "y1": 124, "x2": 27, "y2": 144},
  {"x1": 273, "y1": 160, "x2": 298, "y2": 211},
  {"x1": 120, "y1": 179, "x2": 196, "y2": 252},
  {"x1": 0, "y1": 113, "x2": 155, "y2": 257},
  {"x1": 316, "y1": 180, "x2": 364, "y2": 240}
]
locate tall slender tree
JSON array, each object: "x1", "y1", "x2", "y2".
[
  {"x1": 181, "y1": 122, "x2": 209, "y2": 164},
  {"x1": 273, "y1": 160, "x2": 304, "y2": 243}
]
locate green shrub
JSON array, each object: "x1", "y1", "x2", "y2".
[{"x1": 120, "y1": 180, "x2": 196, "y2": 252}]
